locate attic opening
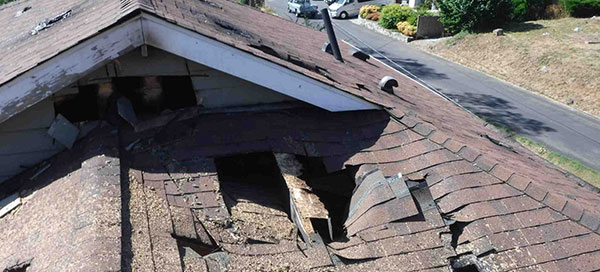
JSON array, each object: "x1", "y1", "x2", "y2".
[
  {"x1": 294, "y1": 156, "x2": 357, "y2": 242},
  {"x1": 113, "y1": 76, "x2": 196, "y2": 116},
  {"x1": 53, "y1": 84, "x2": 109, "y2": 122}
]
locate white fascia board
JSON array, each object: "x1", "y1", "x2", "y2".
[
  {"x1": 140, "y1": 14, "x2": 380, "y2": 112},
  {"x1": 0, "y1": 16, "x2": 144, "y2": 124}
]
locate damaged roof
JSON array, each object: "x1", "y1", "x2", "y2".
[
  {"x1": 1, "y1": 0, "x2": 600, "y2": 270},
  {"x1": 3, "y1": 107, "x2": 599, "y2": 271}
]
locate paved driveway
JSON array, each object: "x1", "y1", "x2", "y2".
[{"x1": 266, "y1": 0, "x2": 600, "y2": 170}]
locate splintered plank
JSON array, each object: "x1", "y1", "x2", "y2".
[{"x1": 274, "y1": 153, "x2": 330, "y2": 241}]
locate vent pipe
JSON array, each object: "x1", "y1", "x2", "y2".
[
  {"x1": 320, "y1": 8, "x2": 343, "y2": 62},
  {"x1": 379, "y1": 76, "x2": 398, "y2": 94}
]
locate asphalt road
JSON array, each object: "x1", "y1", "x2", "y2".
[{"x1": 267, "y1": 0, "x2": 600, "y2": 170}]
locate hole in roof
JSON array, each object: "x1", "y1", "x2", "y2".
[
  {"x1": 294, "y1": 156, "x2": 357, "y2": 242},
  {"x1": 215, "y1": 153, "x2": 296, "y2": 243},
  {"x1": 175, "y1": 236, "x2": 220, "y2": 257},
  {"x1": 113, "y1": 76, "x2": 196, "y2": 116},
  {"x1": 449, "y1": 221, "x2": 469, "y2": 249}
]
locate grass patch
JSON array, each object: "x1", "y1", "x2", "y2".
[
  {"x1": 0, "y1": 0, "x2": 16, "y2": 5},
  {"x1": 481, "y1": 117, "x2": 600, "y2": 188},
  {"x1": 514, "y1": 135, "x2": 600, "y2": 187}
]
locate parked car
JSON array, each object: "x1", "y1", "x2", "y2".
[
  {"x1": 328, "y1": 0, "x2": 393, "y2": 19},
  {"x1": 287, "y1": 0, "x2": 319, "y2": 18}
]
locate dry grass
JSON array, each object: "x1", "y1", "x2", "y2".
[{"x1": 413, "y1": 17, "x2": 600, "y2": 117}]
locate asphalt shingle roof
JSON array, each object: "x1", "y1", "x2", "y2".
[{"x1": 1, "y1": 0, "x2": 599, "y2": 270}]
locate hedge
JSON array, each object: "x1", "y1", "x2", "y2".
[
  {"x1": 561, "y1": 0, "x2": 600, "y2": 17},
  {"x1": 512, "y1": 0, "x2": 552, "y2": 20}
]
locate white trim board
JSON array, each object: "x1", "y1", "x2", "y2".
[
  {"x1": 0, "y1": 16, "x2": 145, "y2": 124},
  {"x1": 0, "y1": 13, "x2": 379, "y2": 124},
  {"x1": 0, "y1": 193, "x2": 21, "y2": 218}
]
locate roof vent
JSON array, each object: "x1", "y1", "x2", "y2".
[
  {"x1": 322, "y1": 42, "x2": 333, "y2": 55},
  {"x1": 349, "y1": 49, "x2": 370, "y2": 61},
  {"x1": 320, "y1": 8, "x2": 343, "y2": 62},
  {"x1": 379, "y1": 76, "x2": 398, "y2": 94}
]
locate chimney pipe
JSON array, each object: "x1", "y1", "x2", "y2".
[{"x1": 320, "y1": 8, "x2": 343, "y2": 62}]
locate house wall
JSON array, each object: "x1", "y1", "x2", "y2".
[
  {"x1": 408, "y1": 0, "x2": 423, "y2": 7},
  {"x1": 0, "y1": 99, "x2": 64, "y2": 183}
]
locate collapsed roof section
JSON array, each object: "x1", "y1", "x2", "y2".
[{"x1": 1, "y1": 106, "x2": 600, "y2": 270}]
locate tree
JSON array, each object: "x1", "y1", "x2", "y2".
[{"x1": 437, "y1": 0, "x2": 513, "y2": 34}]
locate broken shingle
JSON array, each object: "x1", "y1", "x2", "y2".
[{"x1": 345, "y1": 170, "x2": 418, "y2": 236}]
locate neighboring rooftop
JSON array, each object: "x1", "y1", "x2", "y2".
[{"x1": 0, "y1": 0, "x2": 599, "y2": 271}]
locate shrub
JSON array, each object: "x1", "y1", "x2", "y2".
[
  {"x1": 561, "y1": 0, "x2": 600, "y2": 17},
  {"x1": 545, "y1": 3, "x2": 568, "y2": 18},
  {"x1": 436, "y1": 0, "x2": 513, "y2": 34},
  {"x1": 407, "y1": 7, "x2": 433, "y2": 26},
  {"x1": 365, "y1": 12, "x2": 381, "y2": 21},
  {"x1": 512, "y1": 0, "x2": 552, "y2": 21},
  {"x1": 379, "y1": 4, "x2": 414, "y2": 29},
  {"x1": 360, "y1": 5, "x2": 381, "y2": 18},
  {"x1": 397, "y1": 21, "x2": 417, "y2": 36}
]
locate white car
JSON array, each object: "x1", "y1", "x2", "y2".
[
  {"x1": 328, "y1": 0, "x2": 393, "y2": 19},
  {"x1": 287, "y1": 0, "x2": 318, "y2": 18}
]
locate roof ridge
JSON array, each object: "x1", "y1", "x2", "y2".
[
  {"x1": 120, "y1": 0, "x2": 155, "y2": 16},
  {"x1": 386, "y1": 108, "x2": 600, "y2": 235}
]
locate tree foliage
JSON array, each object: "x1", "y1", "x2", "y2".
[
  {"x1": 561, "y1": 0, "x2": 600, "y2": 17},
  {"x1": 512, "y1": 0, "x2": 551, "y2": 21},
  {"x1": 437, "y1": 0, "x2": 513, "y2": 34}
]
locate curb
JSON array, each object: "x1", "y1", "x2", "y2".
[{"x1": 350, "y1": 17, "x2": 413, "y2": 43}]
